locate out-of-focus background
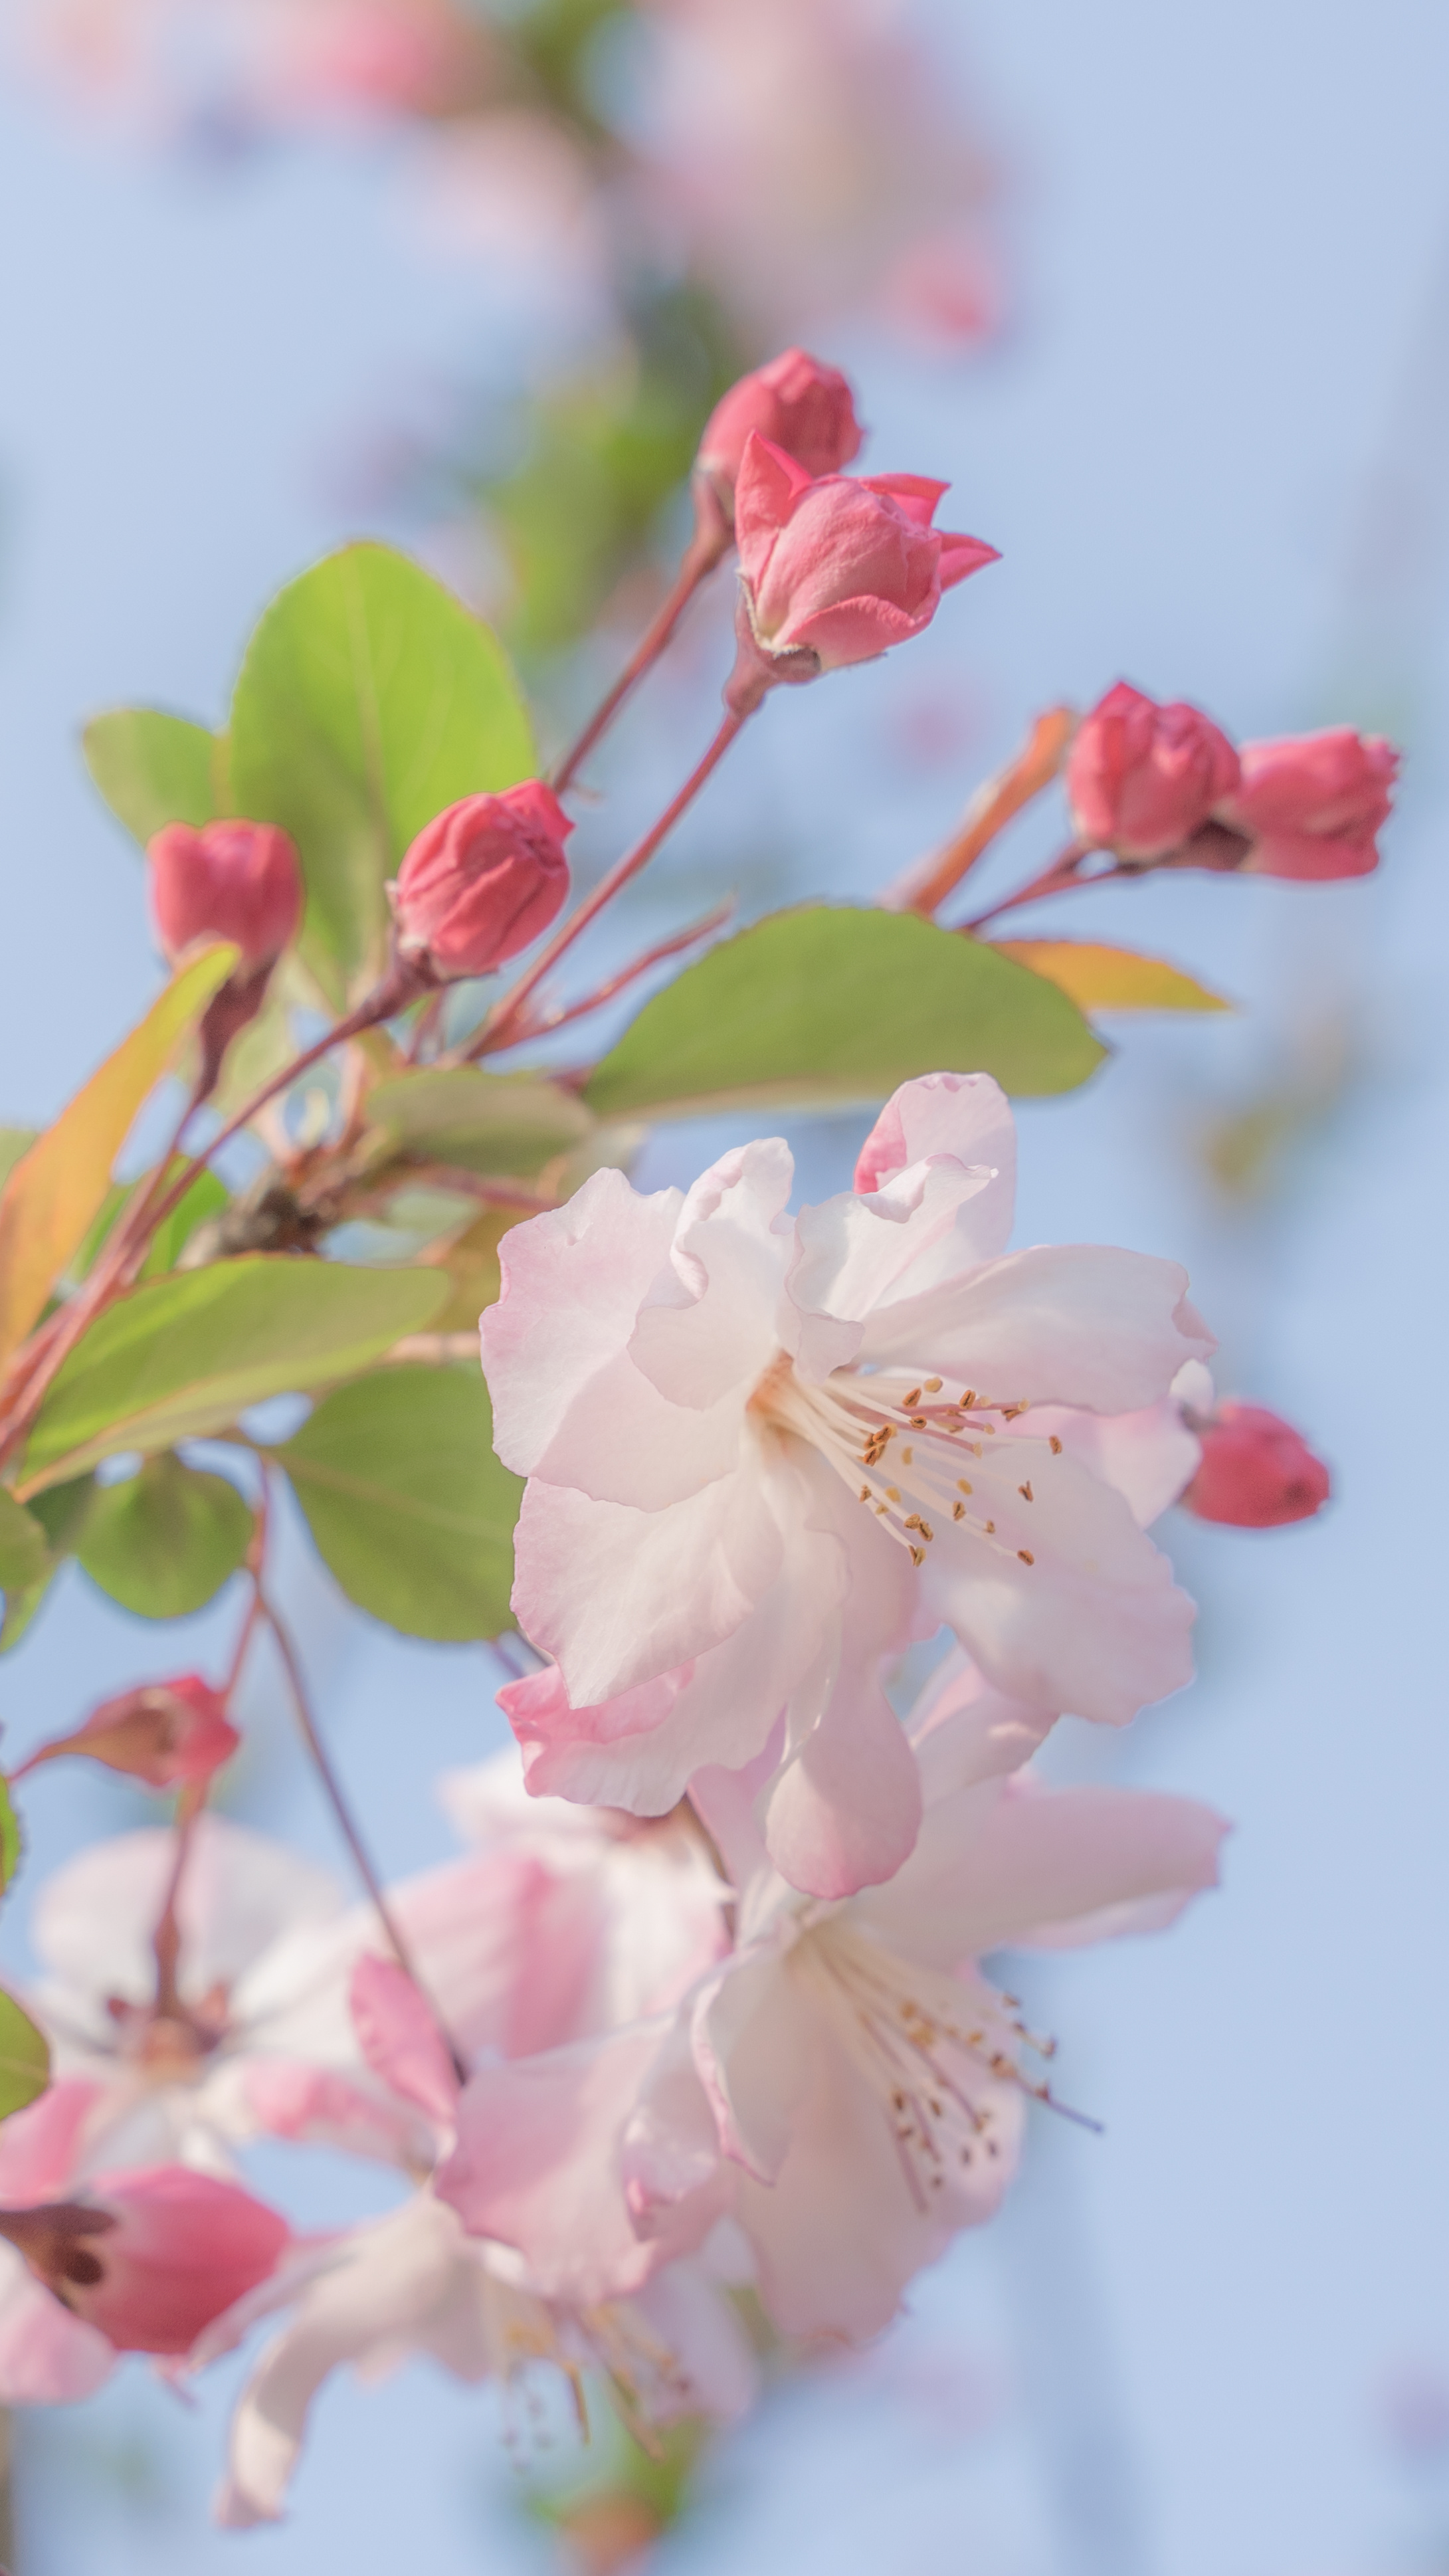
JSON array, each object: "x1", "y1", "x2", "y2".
[{"x1": 1, "y1": 1, "x2": 1447, "y2": 2569}]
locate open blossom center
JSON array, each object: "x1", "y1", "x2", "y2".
[
  {"x1": 750, "y1": 1352, "x2": 1048, "y2": 1571},
  {"x1": 791, "y1": 1920, "x2": 1042, "y2": 2211}
]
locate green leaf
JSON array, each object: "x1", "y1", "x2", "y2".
[
  {"x1": 270, "y1": 1364, "x2": 521, "y2": 1641},
  {"x1": 0, "y1": 1991, "x2": 49, "y2": 2120},
  {"x1": 0, "y1": 946, "x2": 239, "y2": 1364},
  {"x1": 77, "y1": 1452, "x2": 254, "y2": 1620},
  {"x1": 0, "y1": 1476, "x2": 98, "y2": 1656},
  {"x1": 0, "y1": 1490, "x2": 50, "y2": 1595},
  {"x1": 584, "y1": 906, "x2": 1106, "y2": 1121},
  {"x1": 228, "y1": 544, "x2": 535, "y2": 1007},
  {"x1": 995, "y1": 939, "x2": 1232, "y2": 1014},
  {"x1": 18, "y1": 1257, "x2": 448, "y2": 1494},
  {"x1": 0, "y1": 1780, "x2": 21, "y2": 1891},
  {"x1": 83, "y1": 709, "x2": 221, "y2": 842},
  {"x1": 73, "y1": 1165, "x2": 232, "y2": 1288},
  {"x1": 365, "y1": 1068, "x2": 592, "y2": 1178}
]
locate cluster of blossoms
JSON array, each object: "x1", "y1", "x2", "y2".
[{"x1": 0, "y1": 342, "x2": 1367, "y2": 2523}]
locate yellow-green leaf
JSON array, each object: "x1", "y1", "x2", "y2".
[
  {"x1": 0, "y1": 947, "x2": 239, "y2": 1365},
  {"x1": 995, "y1": 940, "x2": 1231, "y2": 1015},
  {"x1": 0, "y1": 1991, "x2": 49, "y2": 2120}
]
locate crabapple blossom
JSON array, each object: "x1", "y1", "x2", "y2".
[
  {"x1": 696, "y1": 347, "x2": 863, "y2": 514},
  {"x1": 482, "y1": 1070, "x2": 1211, "y2": 1894},
  {"x1": 388, "y1": 783, "x2": 572, "y2": 981},
  {"x1": 147, "y1": 819, "x2": 302, "y2": 971},
  {"x1": 0, "y1": 2165, "x2": 290, "y2": 2356},
  {"x1": 1066, "y1": 681, "x2": 1240, "y2": 863},
  {"x1": 725, "y1": 434, "x2": 998, "y2": 710},
  {"x1": 1181, "y1": 1400, "x2": 1331, "y2": 1528},
  {"x1": 439, "y1": 1656, "x2": 1227, "y2": 2339},
  {"x1": 1214, "y1": 728, "x2": 1399, "y2": 880},
  {"x1": 197, "y1": 1941, "x2": 755, "y2": 2525}
]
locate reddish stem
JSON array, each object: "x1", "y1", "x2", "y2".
[
  {"x1": 256, "y1": 1536, "x2": 467, "y2": 2087},
  {"x1": 152, "y1": 1783, "x2": 205, "y2": 2019},
  {"x1": 518, "y1": 900, "x2": 734, "y2": 1046},
  {"x1": 963, "y1": 842, "x2": 1104, "y2": 934},
  {"x1": 472, "y1": 709, "x2": 749, "y2": 1063},
  {"x1": 551, "y1": 527, "x2": 729, "y2": 795}
]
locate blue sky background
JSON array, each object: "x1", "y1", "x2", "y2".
[{"x1": 1, "y1": 3, "x2": 1448, "y2": 2571}]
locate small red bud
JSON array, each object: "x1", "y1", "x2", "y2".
[
  {"x1": 1067, "y1": 683, "x2": 1240, "y2": 863},
  {"x1": 1181, "y1": 1403, "x2": 1331, "y2": 1529},
  {"x1": 389, "y1": 783, "x2": 572, "y2": 982},
  {"x1": 147, "y1": 820, "x2": 302, "y2": 973},
  {"x1": 20, "y1": 1676, "x2": 240, "y2": 1790},
  {"x1": 0, "y1": 2166, "x2": 290, "y2": 2354},
  {"x1": 697, "y1": 349, "x2": 864, "y2": 520}
]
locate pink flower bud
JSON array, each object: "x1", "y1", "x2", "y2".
[
  {"x1": 1213, "y1": 728, "x2": 1399, "y2": 880},
  {"x1": 1067, "y1": 682, "x2": 1240, "y2": 862},
  {"x1": 0, "y1": 2167, "x2": 289, "y2": 2354},
  {"x1": 1181, "y1": 1403, "x2": 1331, "y2": 1528},
  {"x1": 727, "y1": 434, "x2": 998, "y2": 712},
  {"x1": 697, "y1": 348, "x2": 864, "y2": 512},
  {"x1": 147, "y1": 820, "x2": 302, "y2": 971},
  {"x1": 388, "y1": 783, "x2": 572, "y2": 982},
  {"x1": 31, "y1": 1676, "x2": 242, "y2": 1790}
]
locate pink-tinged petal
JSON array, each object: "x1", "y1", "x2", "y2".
[
  {"x1": 905, "y1": 1650, "x2": 1057, "y2": 1795},
  {"x1": 511, "y1": 1449, "x2": 790, "y2": 1710},
  {"x1": 781, "y1": 589, "x2": 937, "y2": 666},
  {"x1": 620, "y1": 2019, "x2": 726, "y2": 2232},
  {"x1": 861, "y1": 1774, "x2": 1226, "y2": 1967},
  {"x1": 859, "y1": 472, "x2": 951, "y2": 522},
  {"x1": 732, "y1": 2015, "x2": 1022, "y2": 2339},
  {"x1": 0, "y1": 2080, "x2": 106, "y2": 2202},
  {"x1": 919, "y1": 1443, "x2": 1195, "y2": 1722},
  {"x1": 733, "y1": 431, "x2": 819, "y2": 569},
  {"x1": 854, "y1": 1072, "x2": 1017, "y2": 1219},
  {"x1": 349, "y1": 1956, "x2": 459, "y2": 2126},
  {"x1": 32, "y1": 1818, "x2": 343, "y2": 2031},
  {"x1": 235, "y1": 2059, "x2": 431, "y2": 2167},
  {"x1": 690, "y1": 1950, "x2": 813, "y2": 2182},
  {"x1": 1020, "y1": 1393, "x2": 1201, "y2": 1527},
  {"x1": 438, "y1": 2027, "x2": 708, "y2": 2302},
  {"x1": 213, "y1": 2198, "x2": 476, "y2": 2527},
  {"x1": 387, "y1": 1848, "x2": 597, "y2": 2063},
  {"x1": 480, "y1": 1164, "x2": 679, "y2": 1474},
  {"x1": 627, "y1": 1138, "x2": 793, "y2": 1407},
  {"x1": 855, "y1": 1242, "x2": 1214, "y2": 1410},
  {"x1": 627, "y1": 2260, "x2": 759, "y2": 2423},
  {"x1": 760, "y1": 1662, "x2": 922, "y2": 1898},
  {"x1": 482, "y1": 1167, "x2": 760, "y2": 1510},
  {"x1": 44, "y1": 2165, "x2": 292, "y2": 2355},
  {"x1": 787, "y1": 1153, "x2": 1016, "y2": 1381},
  {"x1": 937, "y1": 532, "x2": 1003, "y2": 587},
  {"x1": 0, "y1": 2251, "x2": 115, "y2": 2402},
  {"x1": 504, "y1": 1476, "x2": 844, "y2": 1815}
]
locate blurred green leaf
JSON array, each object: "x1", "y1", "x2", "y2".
[
  {"x1": 19, "y1": 1257, "x2": 448, "y2": 1493},
  {"x1": 83, "y1": 709, "x2": 221, "y2": 842},
  {"x1": 585, "y1": 906, "x2": 1106, "y2": 1120},
  {"x1": 270, "y1": 1364, "x2": 520, "y2": 1641},
  {"x1": 0, "y1": 1475, "x2": 98, "y2": 1656},
  {"x1": 0, "y1": 1490, "x2": 49, "y2": 1595},
  {"x1": 73, "y1": 1164, "x2": 231, "y2": 1289},
  {"x1": 228, "y1": 544, "x2": 535, "y2": 1007},
  {"x1": 0, "y1": 1779, "x2": 19, "y2": 1891},
  {"x1": 77, "y1": 1452, "x2": 253, "y2": 1621},
  {"x1": 0, "y1": 1991, "x2": 49, "y2": 2119},
  {"x1": 365, "y1": 1068, "x2": 591, "y2": 1177}
]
